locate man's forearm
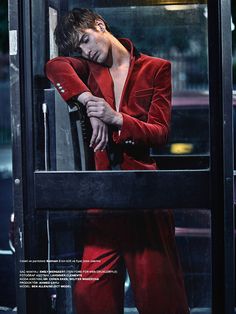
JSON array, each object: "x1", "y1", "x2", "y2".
[{"x1": 78, "y1": 92, "x2": 123, "y2": 128}]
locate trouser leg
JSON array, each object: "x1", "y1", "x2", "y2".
[
  {"x1": 73, "y1": 210, "x2": 189, "y2": 314},
  {"x1": 124, "y1": 210, "x2": 189, "y2": 314},
  {"x1": 73, "y1": 216, "x2": 126, "y2": 314}
]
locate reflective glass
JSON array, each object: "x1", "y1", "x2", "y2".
[
  {"x1": 33, "y1": 2, "x2": 209, "y2": 171},
  {"x1": 30, "y1": 2, "x2": 212, "y2": 314},
  {"x1": 23, "y1": 208, "x2": 212, "y2": 313}
]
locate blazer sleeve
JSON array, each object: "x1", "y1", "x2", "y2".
[
  {"x1": 45, "y1": 56, "x2": 91, "y2": 101},
  {"x1": 113, "y1": 61, "x2": 171, "y2": 147}
]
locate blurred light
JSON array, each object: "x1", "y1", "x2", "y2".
[
  {"x1": 232, "y1": 17, "x2": 235, "y2": 31},
  {"x1": 171, "y1": 143, "x2": 193, "y2": 154},
  {"x1": 164, "y1": 5, "x2": 198, "y2": 11}
]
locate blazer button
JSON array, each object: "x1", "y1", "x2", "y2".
[
  {"x1": 61, "y1": 89, "x2": 65, "y2": 93},
  {"x1": 58, "y1": 86, "x2": 63, "y2": 90},
  {"x1": 56, "y1": 83, "x2": 61, "y2": 86}
]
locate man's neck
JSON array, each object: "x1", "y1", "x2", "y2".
[{"x1": 107, "y1": 35, "x2": 130, "y2": 68}]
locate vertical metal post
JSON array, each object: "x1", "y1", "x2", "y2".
[
  {"x1": 20, "y1": 0, "x2": 52, "y2": 312},
  {"x1": 208, "y1": 0, "x2": 235, "y2": 313},
  {"x1": 8, "y1": 0, "x2": 27, "y2": 312},
  {"x1": 11, "y1": 0, "x2": 51, "y2": 312}
]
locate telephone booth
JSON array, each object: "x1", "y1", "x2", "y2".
[{"x1": 8, "y1": 0, "x2": 234, "y2": 313}]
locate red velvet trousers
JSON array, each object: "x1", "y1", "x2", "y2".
[{"x1": 73, "y1": 210, "x2": 189, "y2": 314}]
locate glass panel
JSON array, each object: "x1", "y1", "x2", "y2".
[
  {"x1": 22, "y1": 208, "x2": 212, "y2": 314},
  {"x1": 49, "y1": 7, "x2": 58, "y2": 60},
  {"x1": 175, "y1": 209, "x2": 212, "y2": 312},
  {"x1": 33, "y1": 1, "x2": 209, "y2": 171},
  {"x1": 30, "y1": 2, "x2": 212, "y2": 314}
]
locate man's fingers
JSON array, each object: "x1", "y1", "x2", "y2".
[
  {"x1": 86, "y1": 101, "x2": 104, "y2": 112},
  {"x1": 102, "y1": 125, "x2": 109, "y2": 150},
  {"x1": 89, "y1": 117, "x2": 108, "y2": 152},
  {"x1": 94, "y1": 137, "x2": 106, "y2": 152},
  {"x1": 94, "y1": 125, "x2": 108, "y2": 152},
  {"x1": 86, "y1": 103, "x2": 104, "y2": 119},
  {"x1": 90, "y1": 123, "x2": 102, "y2": 148},
  {"x1": 105, "y1": 130, "x2": 109, "y2": 148},
  {"x1": 88, "y1": 112, "x2": 101, "y2": 118},
  {"x1": 86, "y1": 105, "x2": 99, "y2": 115},
  {"x1": 94, "y1": 127, "x2": 105, "y2": 151},
  {"x1": 96, "y1": 127, "x2": 106, "y2": 151},
  {"x1": 86, "y1": 101, "x2": 99, "y2": 107},
  {"x1": 94, "y1": 127, "x2": 102, "y2": 145},
  {"x1": 94, "y1": 141, "x2": 102, "y2": 152},
  {"x1": 84, "y1": 95, "x2": 103, "y2": 105},
  {"x1": 90, "y1": 127, "x2": 98, "y2": 147}
]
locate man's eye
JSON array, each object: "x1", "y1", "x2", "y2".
[{"x1": 83, "y1": 36, "x2": 89, "y2": 43}]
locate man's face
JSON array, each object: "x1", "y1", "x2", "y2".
[{"x1": 76, "y1": 25, "x2": 111, "y2": 64}]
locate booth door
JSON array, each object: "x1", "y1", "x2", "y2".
[{"x1": 9, "y1": 0, "x2": 234, "y2": 314}]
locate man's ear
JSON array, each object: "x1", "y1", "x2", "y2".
[{"x1": 95, "y1": 19, "x2": 106, "y2": 32}]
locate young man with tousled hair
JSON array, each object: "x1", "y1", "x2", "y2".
[{"x1": 46, "y1": 8, "x2": 189, "y2": 314}]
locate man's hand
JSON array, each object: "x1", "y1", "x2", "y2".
[
  {"x1": 82, "y1": 94, "x2": 123, "y2": 128},
  {"x1": 78, "y1": 92, "x2": 123, "y2": 127},
  {"x1": 78, "y1": 92, "x2": 108, "y2": 152},
  {"x1": 89, "y1": 117, "x2": 108, "y2": 152}
]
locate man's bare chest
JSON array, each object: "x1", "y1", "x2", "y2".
[{"x1": 109, "y1": 66, "x2": 129, "y2": 111}]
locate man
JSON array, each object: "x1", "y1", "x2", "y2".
[{"x1": 45, "y1": 8, "x2": 189, "y2": 314}]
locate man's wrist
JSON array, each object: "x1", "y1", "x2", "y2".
[
  {"x1": 77, "y1": 91, "x2": 92, "y2": 105},
  {"x1": 113, "y1": 112, "x2": 123, "y2": 128}
]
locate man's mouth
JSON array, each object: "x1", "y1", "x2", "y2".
[{"x1": 91, "y1": 51, "x2": 98, "y2": 61}]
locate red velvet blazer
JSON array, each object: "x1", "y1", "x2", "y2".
[{"x1": 45, "y1": 38, "x2": 171, "y2": 170}]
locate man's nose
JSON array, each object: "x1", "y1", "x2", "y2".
[{"x1": 81, "y1": 45, "x2": 90, "y2": 58}]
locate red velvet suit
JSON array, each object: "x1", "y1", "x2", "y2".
[{"x1": 46, "y1": 38, "x2": 189, "y2": 314}]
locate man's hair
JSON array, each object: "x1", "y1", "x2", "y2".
[{"x1": 54, "y1": 8, "x2": 111, "y2": 54}]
